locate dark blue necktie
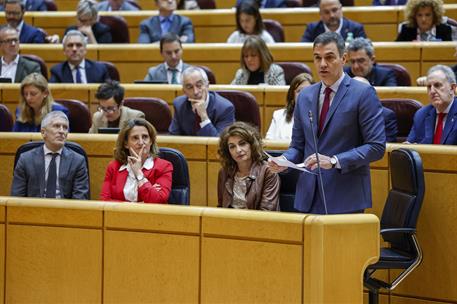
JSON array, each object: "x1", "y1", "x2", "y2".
[
  {"x1": 75, "y1": 66, "x2": 82, "y2": 83},
  {"x1": 46, "y1": 153, "x2": 58, "y2": 198}
]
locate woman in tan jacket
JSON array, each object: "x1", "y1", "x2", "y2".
[{"x1": 217, "y1": 121, "x2": 280, "y2": 210}]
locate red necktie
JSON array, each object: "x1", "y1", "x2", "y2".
[
  {"x1": 193, "y1": 112, "x2": 201, "y2": 135},
  {"x1": 319, "y1": 87, "x2": 332, "y2": 134},
  {"x1": 433, "y1": 113, "x2": 446, "y2": 144}
]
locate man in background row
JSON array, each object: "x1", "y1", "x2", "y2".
[
  {"x1": 97, "y1": 0, "x2": 140, "y2": 11},
  {"x1": 2, "y1": 0, "x2": 46, "y2": 43}
]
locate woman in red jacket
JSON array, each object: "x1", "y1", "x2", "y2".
[{"x1": 101, "y1": 118, "x2": 173, "y2": 203}]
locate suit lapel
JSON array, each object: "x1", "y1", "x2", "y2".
[
  {"x1": 33, "y1": 147, "x2": 46, "y2": 197},
  {"x1": 321, "y1": 75, "x2": 350, "y2": 135},
  {"x1": 424, "y1": 107, "x2": 436, "y2": 143},
  {"x1": 63, "y1": 62, "x2": 74, "y2": 83},
  {"x1": 59, "y1": 147, "x2": 71, "y2": 190},
  {"x1": 15, "y1": 56, "x2": 25, "y2": 83},
  {"x1": 441, "y1": 99, "x2": 457, "y2": 143},
  {"x1": 85, "y1": 60, "x2": 93, "y2": 83}
]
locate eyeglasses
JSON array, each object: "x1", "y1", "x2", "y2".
[
  {"x1": 0, "y1": 38, "x2": 19, "y2": 45},
  {"x1": 98, "y1": 105, "x2": 119, "y2": 113}
]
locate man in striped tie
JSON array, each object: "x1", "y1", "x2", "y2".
[{"x1": 406, "y1": 64, "x2": 457, "y2": 145}]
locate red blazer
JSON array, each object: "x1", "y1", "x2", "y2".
[{"x1": 100, "y1": 158, "x2": 173, "y2": 203}]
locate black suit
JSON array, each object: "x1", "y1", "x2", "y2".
[
  {"x1": 49, "y1": 59, "x2": 110, "y2": 83},
  {"x1": 396, "y1": 23, "x2": 453, "y2": 41}
]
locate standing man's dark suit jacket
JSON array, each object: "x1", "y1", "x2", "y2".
[
  {"x1": 344, "y1": 64, "x2": 398, "y2": 86},
  {"x1": 138, "y1": 15, "x2": 195, "y2": 43},
  {"x1": 0, "y1": 55, "x2": 41, "y2": 83},
  {"x1": 407, "y1": 98, "x2": 457, "y2": 145},
  {"x1": 11, "y1": 145, "x2": 89, "y2": 199},
  {"x1": 301, "y1": 18, "x2": 367, "y2": 42},
  {"x1": 396, "y1": 23, "x2": 453, "y2": 41},
  {"x1": 169, "y1": 91, "x2": 235, "y2": 136},
  {"x1": 49, "y1": 59, "x2": 110, "y2": 83},
  {"x1": 19, "y1": 23, "x2": 46, "y2": 43}
]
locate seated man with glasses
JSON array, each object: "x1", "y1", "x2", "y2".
[
  {"x1": 0, "y1": 26, "x2": 41, "y2": 82},
  {"x1": 2, "y1": 0, "x2": 46, "y2": 43},
  {"x1": 89, "y1": 80, "x2": 145, "y2": 133},
  {"x1": 344, "y1": 37, "x2": 397, "y2": 86}
]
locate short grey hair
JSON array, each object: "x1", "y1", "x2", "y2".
[
  {"x1": 41, "y1": 111, "x2": 69, "y2": 129},
  {"x1": 62, "y1": 30, "x2": 87, "y2": 47},
  {"x1": 77, "y1": 0, "x2": 98, "y2": 20},
  {"x1": 346, "y1": 37, "x2": 375, "y2": 57},
  {"x1": 181, "y1": 66, "x2": 209, "y2": 85},
  {"x1": 427, "y1": 64, "x2": 457, "y2": 84}
]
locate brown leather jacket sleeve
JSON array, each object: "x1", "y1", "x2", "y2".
[{"x1": 259, "y1": 166, "x2": 280, "y2": 211}]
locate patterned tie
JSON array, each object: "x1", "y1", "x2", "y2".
[
  {"x1": 193, "y1": 112, "x2": 201, "y2": 135},
  {"x1": 46, "y1": 153, "x2": 58, "y2": 198},
  {"x1": 319, "y1": 87, "x2": 332, "y2": 135},
  {"x1": 75, "y1": 65, "x2": 82, "y2": 83},
  {"x1": 169, "y1": 68, "x2": 178, "y2": 84},
  {"x1": 433, "y1": 113, "x2": 446, "y2": 144}
]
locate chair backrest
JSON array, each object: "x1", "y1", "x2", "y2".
[
  {"x1": 158, "y1": 147, "x2": 190, "y2": 205},
  {"x1": 197, "y1": 65, "x2": 217, "y2": 84},
  {"x1": 196, "y1": 0, "x2": 216, "y2": 9},
  {"x1": 123, "y1": 97, "x2": 172, "y2": 133},
  {"x1": 54, "y1": 99, "x2": 92, "y2": 133},
  {"x1": 380, "y1": 98, "x2": 422, "y2": 142},
  {"x1": 276, "y1": 62, "x2": 312, "y2": 85},
  {"x1": 0, "y1": 104, "x2": 13, "y2": 131},
  {"x1": 377, "y1": 63, "x2": 412, "y2": 86},
  {"x1": 265, "y1": 150, "x2": 300, "y2": 212},
  {"x1": 99, "y1": 15, "x2": 130, "y2": 43},
  {"x1": 381, "y1": 148, "x2": 425, "y2": 254},
  {"x1": 22, "y1": 54, "x2": 48, "y2": 80},
  {"x1": 44, "y1": 0, "x2": 57, "y2": 10},
  {"x1": 99, "y1": 61, "x2": 121, "y2": 81},
  {"x1": 215, "y1": 90, "x2": 261, "y2": 130},
  {"x1": 263, "y1": 19, "x2": 285, "y2": 42}
]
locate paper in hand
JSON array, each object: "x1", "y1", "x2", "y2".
[{"x1": 264, "y1": 152, "x2": 317, "y2": 175}]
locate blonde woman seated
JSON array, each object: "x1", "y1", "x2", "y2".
[
  {"x1": 217, "y1": 122, "x2": 280, "y2": 210},
  {"x1": 13, "y1": 73, "x2": 69, "y2": 132},
  {"x1": 231, "y1": 36, "x2": 285, "y2": 86},
  {"x1": 101, "y1": 118, "x2": 173, "y2": 204},
  {"x1": 266, "y1": 73, "x2": 314, "y2": 140}
]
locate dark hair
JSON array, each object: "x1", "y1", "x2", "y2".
[
  {"x1": 218, "y1": 121, "x2": 264, "y2": 172},
  {"x1": 346, "y1": 37, "x2": 375, "y2": 57},
  {"x1": 159, "y1": 32, "x2": 182, "y2": 52},
  {"x1": 114, "y1": 118, "x2": 159, "y2": 164},
  {"x1": 313, "y1": 32, "x2": 346, "y2": 57},
  {"x1": 4, "y1": 0, "x2": 24, "y2": 11},
  {"x1": 240, "y1": 36, "x2": 273, "y2": 72},
  {"x1": 236, "y1": 0, "x2": 265, "y2": 35},
  {"x1": 95, "y1": 80, "x2": 125, "y2": 105},
  {"x1": 285, "y1": 73, "x2": 314, "y2": 123}
]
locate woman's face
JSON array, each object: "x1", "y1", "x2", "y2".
[
  {"x1": 77, "y1": 12, "x2": 97, "y2": 26},
  {"x1": 239, "y1": 13, "x2": 256, "y2": 34},
  {"x1": 294, "y1": 80, "x2": 311, "y2": 100},
  {"x1": 228, "y1": 135, "x2": 252, "y2": 167},
  {"x1": 125, "y1": 126, "x2": 152, "y2": 160},
  {"x1": 22, "y1": 85, "x2": 47, "y2": 112},
  {"x1": 415, "y1": 6, "x2": 434, "y2": 33},
  {"x1": 243, "y1": 50, "x2": 261, "y2": 72}
]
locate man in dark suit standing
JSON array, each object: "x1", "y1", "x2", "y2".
[
  {"x1": 270, "y1": 32, "x2": 386, "y2": 214},
  {"x1": 138, "y1": 0, "x2": 194, "y2": 43},
  {"x1": 11, "y1": 111, "x2": 89, "y2": 199},
  {"x1": 169, "y1": 66, "x2": 235, "y2": 136},
  {"x1": 50, "y1": 30, "x2": 110, "y2": 83},
  {"x1": 2, "y1": 0, "x2": 46, "y2": 43},
  {"x1": 344, "y1": 37, "x2": 397, "y2": 87},
  {"x1": 301, "y1": 0, "x2": 366, "y2": 42},
  {"x1": 0, "y1": 26, "x2": 41, "y2": 82},
  {"x1": 407, "y1": 65, "x2": 457, "y2": 145}
]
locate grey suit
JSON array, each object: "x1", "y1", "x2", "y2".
[
  {"x1": 138, "y1": 14, "x2": 195, "y2": 43},
  {"x1": 96, "y1": 0, "x2": 139, "y2": 11},
  {"x1": 0, "y1": 56, "x2": 41, "y2": 83},
  {"x1": 144, "y1": 62, "x2": 191, "y2": 83},
  {"x1": 11, "y1": 145, "x2": 89, "y2": 199}
]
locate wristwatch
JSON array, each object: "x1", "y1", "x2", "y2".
[
  {"x1": 330, "y1": 156, "x2": 337, "y2": 168},
  {"x1": 136, "y1": 173, "x2": 145, "y2": 182}
]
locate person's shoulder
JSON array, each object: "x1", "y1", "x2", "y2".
[
  {"x1": 123, "y1": 106, "x2": 144, "y2": 118},
  {"x1": 51, "y1": 102, "x2": 68, "y2": 112},
  {"x1": 306, "y1": 21, "x2": 321, "y2": 30},
  {"x1": 51, "y1": 61, "x2": 66, "y2": 71},
  {"x1": 414, "y1": 104, "x2": 434, "y2": 117},
  {"x1": 343, "y1": 17, "x2": 364, "y2": 28},
  {"x1": 173, "y1": 95, "x2": 188, "y2": 107},
  {"x1": 270, "y1": 63, "x2": 284, "y2": 73},
  {"x1": 154, "y1": 157, "x2": 173, "y2": 170},
  {"x1": 96, "y1": 0, "x2": 109, "y2": 10},
  {"x1": 175, "y1": 14, "x2": 193, "y2": 24},
  {"x1": 19, "y1": 55, "x2": 40, "y2": 68},
  {"x1": 140, "y1": 15, "x2": 157, "y2": 25}
]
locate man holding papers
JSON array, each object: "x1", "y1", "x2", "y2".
[{"x1": 269, "y1": 32, "x2": 386, "y2": 214}]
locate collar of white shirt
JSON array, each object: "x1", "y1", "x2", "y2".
[
  {"x1": 1, "y1": 54, "x2": 19, "y2": 66},
  {"x1": 69, "y1": 59, "x2": 86, "y2": 70}
]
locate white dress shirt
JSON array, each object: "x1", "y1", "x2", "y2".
[
  {"x1": 120, "y1": 156, "x2": 154, "y2": 202},
  {"x1": 1, "y1": 54, "x2": 19, "y2": 82}
]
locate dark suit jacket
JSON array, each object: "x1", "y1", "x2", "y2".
[
  {"x1": 138, "y1": 14, "x2": 195, "y2": 43},
  {"x1": 0, "y1": 0, "x2": 47, "y2": 11},
  {"x1": 169, "y1": 91, "x2": 235, "y2": 136},
  {"x1": 49, "y1": 59, "x2": 110, "y2": 83},
  {"x1": 407, "y1": 99, "x2": 457, "y2": 145},
  {"x1": 11, "y1": 145, "x2": 89, "y2": 199},
  {"x1": 344, "y1": 64, "x2": 397, "y2": 86},
  {"x1": 65, "y1": 22, "x2": 112, "y2": 43},
  {"x1": 283, "y1": 75, "x2": 386, "y2": 214},
  {"x1": 144, "y1": 62, "x2": 191, "y2": 83},
  {"x1": 396, "y1": 23, "x2": 453, "y2": 41},
  {"x1": 236, "y1": 0, "x2": 286, "y2": 7},
  {"x1": 301, "y1": 18, "x2": 367, "y2": 42},
  {"x1": 0, "y1": 55, "x2": 41, "y2": 83},
  {"x1": 19, "y1": 23, "x2": 46, "y2": 43},
  {"x1": 383, "y1": 106, "x2": 398, "y2": 142}
]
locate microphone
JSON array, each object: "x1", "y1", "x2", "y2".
[{"x1": 308, "y1": 110, "x2": 328, "y2": 215}]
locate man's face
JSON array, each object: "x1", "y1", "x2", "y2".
[
  {"x1": 63, "y1": 35, "x2": 87, "y2": 66},
  {"x1": 313, "y1": 42, "x2": 346, "y2": 86},
  {"x1": 41, "y1": 117, "x2": 69, "y2": 151},
  {"x1": 98, "y1": 97, "x2": 122, "y2": 122},
  {"x1": 348, "y1": 49, "x2": 374, "y2": 78},
  {"x1": 427, "y1": 70, "x2": 456, "y2": 113},
  {"x1": 156, "y1": 0, "x2": 176, "y2": 12},
  {"x1": 0, "y1": 29, "x2": 19, "y2": 59},
  {"x1": 319, "y1": 0, "x2": 342, "y2": 30},
  {"x1": 4, "y1": 3, "x2": 24, "y2": 28},
  {"x1": 161, "y1": 41, "x2": 182, "y2": 68},
  {"x1": 182, "y1": 71, "x2": 208, "y2": 101}
]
